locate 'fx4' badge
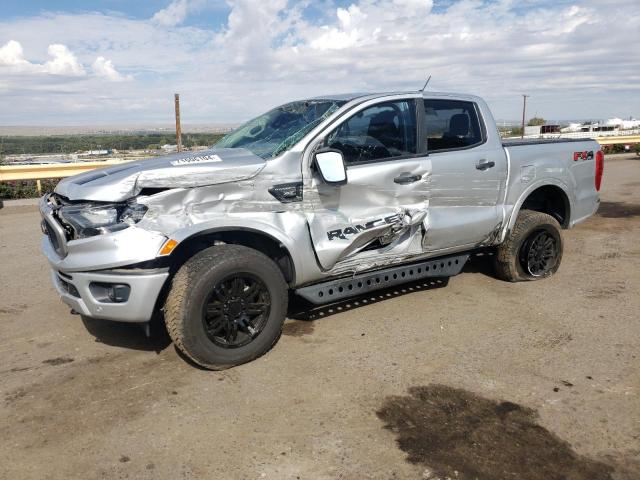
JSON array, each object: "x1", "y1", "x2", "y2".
[{"x1": 573, "y1": 151, "x2": 594, "y2": 161}]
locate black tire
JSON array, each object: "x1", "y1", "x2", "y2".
[
  {"x1": 164, "y1": 244, "x2": 288, "y2": 369},
  {"x1": 494, "y1": 210, "x2": 563, "y2": 282}
]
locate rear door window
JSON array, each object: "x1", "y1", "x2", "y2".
[{"x1": 423, "y1": 99, "x2": 484, "y2": 152}]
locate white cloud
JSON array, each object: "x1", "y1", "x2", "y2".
[
  {"x1": 43, "y1": 44, "x2": 86, "y2": 76},
  {"x1": 215, "y1": 0, "x2": 291, "y2": 67},
  {"x1": 0, "y1": 40, "x2": 87, "y2": 76},
  {"x1": 0, "y1": 40, "x2": 30, "y2": 67},
  {"x1": 0, "y1": 39, "x2": 131, "y2": 82},
  {"x1": 393, "y1": 0, "x2": 432, "y2": 10},
  {"x1": 152, "y1": 0, "x2": 190, "y2": 27},
  {"x1": 310, "y1": 6, "x2": 369, "y2": 50},
  {"x1": 92, "y1": 56, "x2": 132, "y2": 81}
]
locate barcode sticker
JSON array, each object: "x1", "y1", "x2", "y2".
[{"x1": 170, "y1": 154, "x2": 222, "y2": 166}]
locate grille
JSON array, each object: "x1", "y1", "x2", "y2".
[
  {"x1": 40, "y1": 194, "x2": 69, "y2": 257},
  {"x1": 42, "y1": 219, "x2": 61, "y2": 252}
]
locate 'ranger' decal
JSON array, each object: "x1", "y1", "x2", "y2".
[
  {"x1": 170, "y1": 154, "x2": 222, "y2": 166},
  {"x1": 327, "y1": 214, "x2": 403, "y2": 241}
]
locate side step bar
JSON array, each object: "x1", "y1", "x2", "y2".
[{"x1": 295, "y1": 253, "x2": 469, "y2": 305}]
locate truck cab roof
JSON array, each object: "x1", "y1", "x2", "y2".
[{"x1": 313, "y1": 91, "x2": 486, "y2": 104}]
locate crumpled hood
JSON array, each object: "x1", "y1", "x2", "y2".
[{"x1": 55, "y1": 148, "x2": 266, "y2": 202}]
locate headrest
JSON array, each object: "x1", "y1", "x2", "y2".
[{"x1": 449, "y1": 113, "x2": 469, "y2": 136}]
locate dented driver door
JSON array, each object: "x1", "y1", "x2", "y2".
[{"x1": 303, "y1": 97, "x2": 431, "y2": 273}]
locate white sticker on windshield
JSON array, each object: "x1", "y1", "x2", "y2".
[{"x1": 171, "y1": 154, "x2": 222, "y2": 166}]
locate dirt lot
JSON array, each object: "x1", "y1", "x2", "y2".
[{"x1": 1, "y1": 155, "x2": 639, "y2": 480}]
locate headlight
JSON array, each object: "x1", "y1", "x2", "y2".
[{"x1": 59, "y1": 202, "x2": 148, "y2": 238}]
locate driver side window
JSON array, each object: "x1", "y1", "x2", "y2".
[{"x1": 326, "y1": 100, "x2": 417, "y2": 164}]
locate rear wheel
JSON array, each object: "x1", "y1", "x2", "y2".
[
  {"x1": 164, "y1": 244, "x2": 288, "y2": 369},
  {"x1": 494, "y1": 210, "x2": 563, "y2": 282}
]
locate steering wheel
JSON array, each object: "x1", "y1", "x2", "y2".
[
  {"x1": 245, "y1": 118, "x2": 267, "y2": 138},
  {"x1": 332, "y1": 137, "x2": 391, "y2": 162}
]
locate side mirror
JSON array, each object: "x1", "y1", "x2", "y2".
[{"x1": 314, "y1": 149, "x2": 347, "y2": 186}]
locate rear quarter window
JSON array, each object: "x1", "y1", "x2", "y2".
[{"x1": 423, "y1": 99, "x2": 484, "y2": 152}]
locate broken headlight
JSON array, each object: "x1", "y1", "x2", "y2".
[{"x1": 59, "y1": 203, "x2": 148, "y2": 238}]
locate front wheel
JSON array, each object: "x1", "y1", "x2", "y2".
[
  {"x1": 494, "y1": 210, "x2": 563, "y2": 282},
  {"x1": 164, "y1": 244, "x2": 288, "y2": 369}
]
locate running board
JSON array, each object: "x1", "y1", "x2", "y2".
[{"x1": 295, "y1": 253, "x2": 469, "y2": 305}]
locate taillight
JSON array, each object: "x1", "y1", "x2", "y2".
[{"x1": 595, "y1": 150, "x2": 604, "y2": 191}]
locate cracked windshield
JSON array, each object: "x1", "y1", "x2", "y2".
[{"x1": 215, "y1": 99, "x2": 346, "y2": 159}]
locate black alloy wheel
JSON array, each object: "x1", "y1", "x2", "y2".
[
  {"x1": 494, "y1": 210, "x2": 563, "y2": 282},
  {"x1": 519, "y1": 229, "x2": 559, "y2": 277},
  {"x1": 202, "y1": 273, "x2": 271, "y2": 349},
  {"x1": 165, "y1": 244, "x2": 288, "y2": 369}
]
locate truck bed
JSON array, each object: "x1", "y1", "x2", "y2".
[{"x1": 501, "y1": 136, "x2": 600, "y2": 228}]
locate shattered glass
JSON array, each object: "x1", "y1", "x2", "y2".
[{"x1": 215, "y1": 100, "x2": 345, "y2": 159}]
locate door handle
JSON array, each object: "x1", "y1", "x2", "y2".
[
  {"x1": 394, "y1": 173, "x2": 422, "y2": 184},
  {"x1": 476, "y1": 159, "x2": 495, "y2": 170}
]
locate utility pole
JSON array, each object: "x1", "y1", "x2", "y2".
[
  {"x1": 174, "y1": 93, "x2": 183, "y2": 152},
  {"x1": 521, "y1": 94, "x2": 529, "y2": 139}
]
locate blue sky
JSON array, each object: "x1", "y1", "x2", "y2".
[
  {"x1": 1, "y1": 0, "x2": 351, "y2": 28},
  {"x1": 0, "y1": 0, "x2": 638, "y2": 125},
  {"x1": 3, "y1": 0, "x2": 229, "y2": 28}
]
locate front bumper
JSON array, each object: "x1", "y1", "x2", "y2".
[
  {"x1": 39, "y1": 194, "x2": 172, "y2": 322},
  {"x1": 51, "y1": 269, "x2": 169, "y2": 322}
]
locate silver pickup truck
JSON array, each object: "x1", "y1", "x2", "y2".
[{"x1": 40, "y1": 91, "x2": 603, "y2": 369}]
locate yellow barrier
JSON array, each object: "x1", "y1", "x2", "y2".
[
  {"x1": 596, "y1": 135, "x2": 640, "y2": 145},
  {"x1": 0, "y1": 159, "x2": 135, "y2": 182},
  {"x1": 0, "y1": 159, "x2": 141, "y2": 194}
]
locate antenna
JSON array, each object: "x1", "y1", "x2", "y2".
[{"x1": 420, "y1": 75, "x2": 432, "y2": 92}]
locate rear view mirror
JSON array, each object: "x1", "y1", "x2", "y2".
[{"x1": 314, "y1": 149, "x2": 347, "y2": 186}]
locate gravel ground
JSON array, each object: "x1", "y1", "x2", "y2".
[{"x1": 0, "y1": 155, "x2": 638, "y2": 480}]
